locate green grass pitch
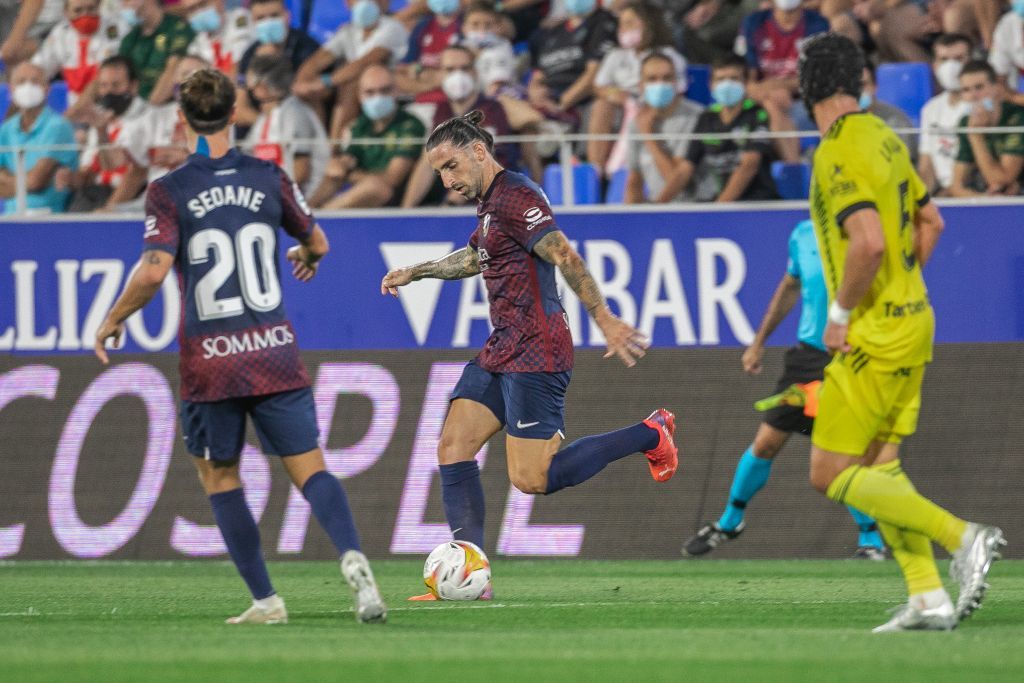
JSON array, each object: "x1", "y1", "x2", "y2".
[{"x1": 1, "y1": 560, "x2": 1021, "y2": 681}]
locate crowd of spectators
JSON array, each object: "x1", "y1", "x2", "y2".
[{"x1": 0, "y1": 0, "x2": 1022, "y2": 214}]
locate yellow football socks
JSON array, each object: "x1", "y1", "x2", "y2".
[
  {"x1": 871, "y1": 461, "x2": 943, "y2": 595},
  {"x1": 826, "y1": 459, "x2": 967, "y2": 554}
]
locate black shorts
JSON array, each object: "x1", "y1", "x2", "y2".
[{"x1": 763, "y1": 343, "x2": 832, "y2": 435}]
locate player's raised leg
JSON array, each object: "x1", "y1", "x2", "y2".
[{"x1": 192, "y1": 456, "x2": 285, "y2": 625}]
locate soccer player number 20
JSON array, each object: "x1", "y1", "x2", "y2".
[{"x1": 188, "y1": 222, "x2": 283, "y2": 320}]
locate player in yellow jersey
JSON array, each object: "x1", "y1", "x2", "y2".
[{"x1": 798, "y1": 33, "x2": 1005, "y2": 632}]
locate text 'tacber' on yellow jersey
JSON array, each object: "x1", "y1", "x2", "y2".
[{"x1": 810, "y1": 112, "x2": 935, "y2": 369}]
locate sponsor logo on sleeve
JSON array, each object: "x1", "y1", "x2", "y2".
[
  {"x1": 292, "y1": 181, "x2": 312, "y2": 216},
  {"x1": 482, "y1": 213, "x2": 491, "y2": 236},
  {"x1": 523, "y1": 206, "x2": 552, "y2": 230},
  {"x1": 143, "y1": 215, "x2": 159, "y2": 238}
]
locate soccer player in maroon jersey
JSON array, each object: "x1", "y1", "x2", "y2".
[
  {"x1": 381, "y1": 110, "x2": 680, "y2": 600},
  {"x1": 94, "y1": 68, "x2": 386, "y2": 625}
]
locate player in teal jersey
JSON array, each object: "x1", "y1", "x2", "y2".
[{"x1": 683, "y1": 219, "x2": 885, "y2": 558}]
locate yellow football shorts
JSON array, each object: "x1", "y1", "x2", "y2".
[{"x1": 811, "y1": 351, "x2": 925, "y2": 456}]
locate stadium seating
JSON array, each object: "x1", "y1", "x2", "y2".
[
  {"x1": 604, "y1": 168, "x2": 629, "y2": 203},
  {"x1": 47, "y1": 81, "x2": 68, "y2": 114},
  {"x1": 876, "y1": 62, "x2": 933, "y2": 126},
  {"x1": 770, "y1": 161, "x2": 812, "y2": 200},
  {"x1": 686, "y1": 65, "x2": 711, "y2": 106},
  {"x1": 285, "y1": 0, "x2": 306, "y2": 29},
  {"x1": 542, "y1": 162, "x2": 601, "y2": 205},
  {"x1": 0, "y1": 83, "x2": 8, "y2": 120}
]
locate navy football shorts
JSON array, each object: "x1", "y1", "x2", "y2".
[
  {"x1": 179, "y1": 387, "x2": 320, "y2": 462},
  {"x1": 451, "y1": 360, "x2": 571, "y2": 439}
]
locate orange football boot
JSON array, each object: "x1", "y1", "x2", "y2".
[{"x1": 642, "y1": 408, "x2": 679, "y2": 482}]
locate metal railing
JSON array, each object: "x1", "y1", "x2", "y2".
[{"x1": 0, "y1": 124, "x2": 1020, "y2": 215}]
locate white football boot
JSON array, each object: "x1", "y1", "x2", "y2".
[
  {"x1": 341, "y1": 550, "x2": 387, "y2": 623},
  {"x1": 950, "y1": 524, "x2": 1006, "y2": 621},
  {"x1": 872, "y1": 598, "x2": 957, "y2": 633},
  {"x1": 226, "y1": 594, "x2": 288, "y2": 624}
]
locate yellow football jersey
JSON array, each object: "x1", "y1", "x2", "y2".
[{"x1": 809, "y1": 112, "x2": 934, "y2": 368}]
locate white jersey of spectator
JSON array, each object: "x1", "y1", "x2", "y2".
[
  {"x1": 918, "y1": 91, "x2": 971, "y2": 191},
  {"x1": 80, "y1": 96, "x2": 151, "y2": 187},
  {"x1": 31, "y1": 16, "x2": 127, "y2": 105},
  {"x1": 627, "y1": 98, "x2": 703, "y2": 201},
  {"x1": 990, "y1": 11, "x2": 1024, "y2": 89},
  {"x1": 595, "y1": 46, "x2": 688, "y2": 96},
  {"x1": 144, "y1": 102, "x2": 187, "y2": 183},
  {"x1": 323, "y1": 15, "x2": 409, "y2": 65},
  {"x1": 187, "y1": 8, "x2": 253, "y2": 74},
  {"x1": 244, "y1": 95, "x2": 329, "y2": 197}
]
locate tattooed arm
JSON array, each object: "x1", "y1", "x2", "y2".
[
  {"x1": 533, "y1": 230, "x2": 649, "y2": 367},
  {"x1": 95, "y1": 249, "x2": 174, "y2": 364},
  {"x1": 381, "y1": 244, "x2": 481, "y2": 295}
]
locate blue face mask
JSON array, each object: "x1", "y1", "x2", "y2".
[
  {"x1": 978, "y1": 96, "x2": 996, "y2": 112},
  {"x1": 255, "y1": 17, "x2": 287, "y2": 44},
  {"x1": 427, "y1": 0, "x2": 460, "y2": 16},
  {"x1": 643, "y1": 82, "x2": 675, "y2": 109},
  {"x1": 859, "y1": 92, "x2": 872, "y2": 110},
  {"x1": 361, "y1": 94, "x2": 396, "y2": 120},
  {"x1": 120, "y1": 7, "x2": 140, "y2": 26},
  {"x1": 1013, "y1": 0, "x2": 1024, "y2": 17},
  {"x1": 711, "y1": 79, "x2": 745, "y2": 107},
  {"x1": 189, "y1": 7, "x2": 222, "y2": 34},
  {"x1": 564, "y1": 0, "x2": 596, "y2": 17},
  {"x1": 352, "y1": 0, "x2": 382, "y2": 28}
]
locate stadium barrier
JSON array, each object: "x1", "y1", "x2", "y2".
[{"x1": 1, "y1": 204, "x2": 1022, "y2": 560}]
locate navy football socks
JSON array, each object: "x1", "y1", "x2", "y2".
[
  {"x1": 440, "y1": 461, "x2": 486, "y2": 549},
  {"x1": 545, "y1": 422, "x2": 659, "y2": 494},
  {"x1": 718, "y1": 447, "x2": 774, "y2": 531},
  {"x1": 302, "y1": 470, "x2": 362, "y2": 555},
  {"x1": 210, "y1": 488, "x2": 275, "y2": 600}
]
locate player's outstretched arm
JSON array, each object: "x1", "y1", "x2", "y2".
[
  {"x1": 913, "y1": 201, "x2": 944, "y2": 267},
  {"x1": 744, "y1": 273, "x2": 801, "y2": 375},
  {"x1": 380, "y1": 245, "x2": 481, "y2": 296},
  {"x1": 533, "y1": 230, "x2": 649, "y2": 368},
  {"x1": 94, "y1": 250, "x2": 174, "y2": 364},
  {"x1": 286, "y1": 224, "x2": 330, "y2": 282}
]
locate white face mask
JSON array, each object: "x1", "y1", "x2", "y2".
[
  {"x1": 773, "y1": 0, "x2": 802, "y2": 10},
  {"x1": 12, "y1": 82, "x2": 45, "y2": 110},
  {"x1": 442, "y1": 69, "x2": 477, "y2": 102},
  {"x1": 935, "y1": 59, "x2": 964, "y2": 92}
]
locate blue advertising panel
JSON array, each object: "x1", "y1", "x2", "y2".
[{"x1": 1, "y1": 203, "x2": 1022, "y2": 354}]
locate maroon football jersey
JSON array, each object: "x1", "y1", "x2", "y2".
[{"x1": 469, "y1": 170, "x2": 574, "y2": 373}]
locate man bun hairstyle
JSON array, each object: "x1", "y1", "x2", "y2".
[
  {"x1": 426, "y1": 109, "x2": 494, "y2": 153},
  {"x1": 798, "y1": 32, "x2": 864, "y2": 114},
  {"x1": 180, "y1": 67, "x2": 236, "y2": 135}
]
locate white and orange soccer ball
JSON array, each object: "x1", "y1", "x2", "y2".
[{"x1": 423, "y1": 541, "x2": 491, "y2": 600}]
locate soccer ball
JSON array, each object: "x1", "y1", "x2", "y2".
[{"x1": 423, "y1": 541, "x2": 491, "y2": 600}]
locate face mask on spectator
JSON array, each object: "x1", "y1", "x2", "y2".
[
  {"x1": 463, "y1": 31, "x2": 501, "y2": 49},
  {"x1": 98, "y1": 91, "x2": 134, "y2": 116},
  {"x1": 255, "y1": 16, "x2": 287, "y2": 44},
  {"x1": 773, "y1": 0, "x2": 802, "y2": 10},
  {"x1": 711, "y1": 79, "x2": 745, "y2": 107},
  {"x1": 71, "y1": 13, "x2": 101, "y2": 35},
  {"x1": 190, "y1": 7, "x2": 222, "y2": 33},
  {"x1": 352, "y1": 0, "x2": 381, "y2": 28},
  {"x1": 120, "y1": 7, "x2": 140, "y2": 26},
  {"x1": 12, "y1": 82, "x2": 45, "y2": 110},
  {"x1": 361, "y1": 94, "x2": 396, "y2": 120},
  {"x1": 443, "y1": 70, "x2": 477, "y2": 101},
  {"x1": 858, "y1": 92, "x2": 872, "y2": 110},
  {"x1": 564, "y1": 0, "x2": 596, "y2": 17},
  {"x1": 1013, "y1": 0, "x2": 1024, "y2": 17},
  {"x1": 643, "y1": 82, "x2": 675, "y2": 108},
  {"x1": 618, "y1": 28, "x2": 643, "y2": 50},
  {"x1": 972, "y1": 97, "x2": 995, "y2": 114},
  {"x1": 935, "y1": 59, "x2": 964, "y2": 92},
  {"x1": 428, "y1": 0, "x2": 460, "y2": 16}
]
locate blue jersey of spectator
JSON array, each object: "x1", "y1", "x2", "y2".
[
  {"x1": 786, "y1": 218, "x2": 827, "y2": 351},
  {"x1": 0, "y1": 106, "x2": 78, "y2": 214}
]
